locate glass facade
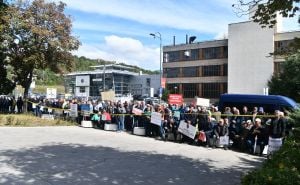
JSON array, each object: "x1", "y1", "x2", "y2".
[
  {"x1": 182, "y1": 83, "x2": 198, "y2": 98},
  {"x1": 202, "y1": 65, "x2": 221, "y2": 76},
  {"x1": 164, "y1": 46, "x2": 227, "y2": 63},
  {"x1": 163, "y1": 68, "x2": 180, "y2": 78},
  {"x1": 202, "y1": 83, "x2": 220, "y2": 98},
  {"x1": 182, "y1": 67, "x2": 198, "y2": 77},
  {"x1": 203, "y1": 47, "x2": 222, "y2": 59}
]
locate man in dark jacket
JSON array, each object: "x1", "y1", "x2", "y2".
[
  {"x1": 212, "y1": 118, "x2": 229, "y2": 149},
  {"x1": 246, "y1": 118, "x2": 267, "y2": 155},
  {"x1": 270, "y1": 111, "x2": 286, "y2": 139}
]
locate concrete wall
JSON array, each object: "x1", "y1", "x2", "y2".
[
  {"x1": 130, "y1": 74, "x2": 160, "y2": 96},
  {"x1": 228, "y1": 21, "x2": 275, "y2": 94}
]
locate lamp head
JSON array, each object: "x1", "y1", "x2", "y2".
[{"x1": 149, "y1": 33, "x2": 155, "y2": 37}]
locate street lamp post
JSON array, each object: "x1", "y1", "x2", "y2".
[{"x1": 150, "y1": 32, "x2": 162, "y2": 104}]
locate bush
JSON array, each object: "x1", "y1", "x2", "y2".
[{"x1": 242, "y1": 110, "x2": 300, "y2": 185}]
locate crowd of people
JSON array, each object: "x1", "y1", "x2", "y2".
[
  {"x1": 0, "y1": 95, "x2": 24, "y2": 113},
  {"x1": 0, "y1": 94, "x2": 291, "y2": 156},
  {"x1": 23, "y1": 96, "x2": 293, "y2": 156}
]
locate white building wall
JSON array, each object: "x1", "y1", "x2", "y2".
[
  {"x1": 75, "y1": 87, "x2": 90, "y2": 97},
  {"x1": 228, "y1": 21, "x2": 275, "y2": 94}
]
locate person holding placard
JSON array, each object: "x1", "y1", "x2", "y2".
[
  {"x1": 181, "y1": 106, "x2": 196, "y2": 144},
  {"x1": 212, "y1": 119, "x2": 229, "y2": 149}
]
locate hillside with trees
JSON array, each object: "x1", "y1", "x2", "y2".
[{"x1": 35, "y1": 55, "x2": 160, "y2": 86}]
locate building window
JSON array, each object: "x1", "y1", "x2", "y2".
[
  {"x1": 79, "y1": 87, "x2": 85, "y2": 93},
  {"x1": 167, "y1": 83, "x2": 180, "y2": 94},
  {"x1": 191, "y1": 49, "x2": 199, "y2": 60},
  {"x1": 164, "y1": 68, "x2": 180, "y2": 78},
  {"x1": 202, "y1": 83, "x2": 220, "y2": 98},
  {"x1": 164, "y1": 51, "x2": 180, "y2": 62},
  {"x1": 223, "y1": 46, "x2": 228, "y2": 58},
  {"x1": 182, "y1": 67, "x2": 198, "y2": 77},
  {"x1": 274, "y1": 62, "x2": 284, "y2": 75},
  {"x1": 203, "y1": 47, "x2": 222, "y2": 59},
  {"x1": 274, "y1": 40, "x2": 294, "y2": 54},
  {"x1": 222, "y1": 83, "x2": 228, "y2": 94},
  {"x1": 146, "y1": 78, "x2": 151, "y2": 87},
  {"x1": 182, "y1": 83, "x2": 198, "y2": 98},
  {"x1": 223, "y1": 64, "x2": 228, "y2": 76},
  {"x1": 203, "y1": 65, "x2": 221, "y2": 76}
]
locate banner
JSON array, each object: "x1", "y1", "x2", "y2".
[
  {"x1": 81, "y1": 104, "x2": 91, "y2": 116},
  {"x1": 178, "y1": 120, "x2": 197, "y2": 139},
  {"x1": 196, "y1": 98, "x2": 210, "y2": 107},
  {"x1": 168, "y1": 94, "x2": 183, "y2": 105},
  {"x1": 150, "y1": 112, "x2": 162, "y2": 126},
  {"x1": 132, "y1": 108, "x2": 143, "y2": 115},
  {"x1": 268, "y1": 137, "x2": 283, "y2": 155},
  {"x1": 76, "y1": 75, "x2": 90, "y2": 86},
  {"x1": 101, "y1": 91, "x2": 115, "y2": 101},
  {"x1": 46, "y1": 88, "x2": 57, "y2": 99},
  {"x1": 70, "y1": 104, "x2": 78, "y2": 117}
]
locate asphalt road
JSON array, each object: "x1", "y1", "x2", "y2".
[{"x1": 0, "y1": 127, "x2": 263, "y2": 185}]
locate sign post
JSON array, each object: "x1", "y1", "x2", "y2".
[{"x1": 46, "y1": 88, "x2": 57, "y2": 99}]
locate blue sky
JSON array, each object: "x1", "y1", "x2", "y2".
[{"x1": 53, "y1": 0, "x2": 299, "y2": 70}]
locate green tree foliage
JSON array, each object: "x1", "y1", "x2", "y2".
[
  {"x1": 0, "y1": 0, "x2": 15, "y2": 95},
  {"x1": 162, "y1": 88, "x2": 170, "y2": 102},
  {"x1": 268, "y1": 53, "x2": 300, "y2": 102},
  {"x1": 234, "y1": 0, "x2": 299, "y2": 28},
  {"x1": 0, "y1": 0, "x2": 79, "y2": 102}
]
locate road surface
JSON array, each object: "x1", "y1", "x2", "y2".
[{"x1": 0, "y1": 127, "x2": 263, "y2": 185}]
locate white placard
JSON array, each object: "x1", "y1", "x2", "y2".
[
  {"x1": 70, "y1": 103, "x2": 78, "y2": 117},
  {"x1": 268, "y1": 137, "x2": 283, "y2": 155},
  {"x1": 150, "y1": 112, "x2": 162, "y2": 126},
  {"x1": 132, "y1": 108, "x2": 143, "y2": 115},
  {"x1": 219, "y1": 136, "x2": 229, "y2": 145},
  {"x1": 41, "y1": 114, "x2": 54, "y2": 120},
  {"x1": 76, "y1": 75, "x2": 90, "y2": 86},
  {"x1": 46, "y1": 88, "x2": 57, "y2": 99},
  {"x1": 178, "y1": 120, "x2": 197, "y2": 139},
  {"x1": 196, "y1": 98, "x2": 210, "y2": 107}
]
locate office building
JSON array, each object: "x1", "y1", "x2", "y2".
[
  {"x1": 163, "y1": 19, "x2": 300, "y2": 103},
  {"x1": 64, "y1": 64, "x2": 160, "y2": 98}
]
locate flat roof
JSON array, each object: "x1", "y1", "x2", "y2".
[
  {"x1": 65, "y1": 69, "x2": 139, "y2": 76},
  {"x1": 90, "y1": 64, "x2": 136, "y2": 70}
]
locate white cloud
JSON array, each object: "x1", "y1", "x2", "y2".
[
  {"x1": 73, "y1": 35, "x2": 160, "y2": 70},
  {"x1": 56, "y1": 0, "x2": 241, "y2": 35}
]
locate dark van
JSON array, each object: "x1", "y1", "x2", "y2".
[{"x1": 218, "y1": 94, "x2": 299, "y2": 113}]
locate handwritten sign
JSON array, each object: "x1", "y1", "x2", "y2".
[
  {"x1": 178, "y1": 120, "x2": 197, "y2": 139},
  {"x1": 268, "y1": 137, "x2": 283, "y2": 155},
  {"x1": 150, "y1": 112, "x2": 162, "y2": 126},
  {"x1": 70, "y1": 104, "x2": 78, "y2": 117}
]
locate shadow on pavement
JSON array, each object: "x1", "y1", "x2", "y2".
[{"x1": 0, "y1": 144, "x2": 262, "y2": 185}]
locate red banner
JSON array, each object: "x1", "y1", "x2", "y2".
[{"x1": 168, "y1": 94, "x2": 183, "y2": 105}]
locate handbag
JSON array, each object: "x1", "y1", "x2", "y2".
[{"x1": 198, "y1": 131, "x2": 206, "y2": 142}]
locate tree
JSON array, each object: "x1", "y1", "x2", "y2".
[
  {"x1": 0, "y1": 0, "x2": 79, "y2": 110},
  {"x1": 0, "y1": 0, "x2": 15, "y2": 95},
  {"x1": 268, "y1": 53, "x2": 300, "y2": 102},
  {"x1": 162, "y1": 88, "x2": 170, "y2": 102},
  {"x1": 233, "y1": 0, "x2": 300, "y2": 28}
]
